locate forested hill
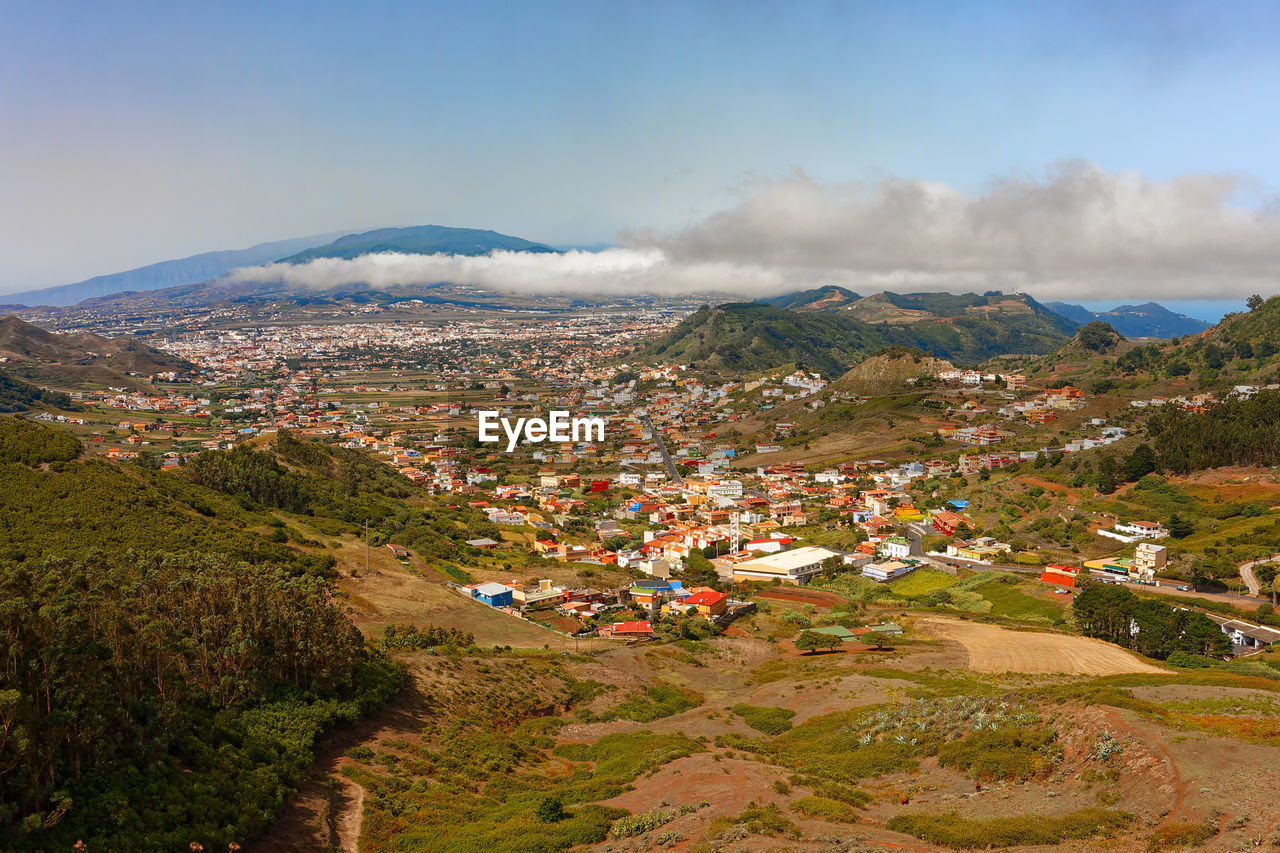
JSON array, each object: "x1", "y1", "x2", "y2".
[
  {"x1": 1096, "y1": 295, "x2": 1280, "y2": 387},
  {"x1": 0, "y1": 369, "x2": 72, "y2": 412},
  {"x1": 633, "y1": 301, "x2": 1074, "y2": 377},
  {"x1": 0, "y1": 418, "x2": 532, "y2": 850},
  {"x1": 1147, "y1": 388, "x2": 1280, "y2": 474}
]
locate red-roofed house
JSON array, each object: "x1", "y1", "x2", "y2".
[
  {"x1": 683, "y1": 589, "x2": 728, "y2": 616},
  {"x1": 1040, "y1": 564, "x2": 1079, "y2": 587},
  {"x1": 598, "y1": 620, "x2": 654, "y2": 638}
]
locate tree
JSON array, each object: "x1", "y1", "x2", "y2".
[
  {"x1": 603, "y1": 535, "x2": 631, "y2": 552},
  {"x1": 1095, "y1": 454, "x2": 1118, "y2": 495},
  {"x1": 1073, "y1": 584, "x2": 1136, "y2": 645},
  {"x1": 681, "y1": 550, "x2": 719, "y2": 587},
  {"x1": 795, "y1": 630, "x2": 840, "y2": 654},
  {"x1": 1248, "y1": 294, "x2": 1265, "y2": 311},
  {"x1": 1255, "y1": 563, "x2": 1278, "y2": 604},
  {"x1": 1166, "y1": 513, "x2": 1194, "y2": 539},
  {"x1": 1130, "y1": 598, "x2": 1177, "y2": 659},
  {"x1": 1174, "y1": 612, "x2": 1232, "y2": 658},
  {"x1": 859, "y1": 630, "x2": 888, "y2": 651},
  {"x1": 1121, "y1": 444, "x2": 1157, "y2": 483}
]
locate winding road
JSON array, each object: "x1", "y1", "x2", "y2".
[{"x1": 1238, "y1": 554, "x2": 1280, "y2": 597}]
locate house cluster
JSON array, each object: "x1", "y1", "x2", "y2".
[
  {"x1": 936, "y1": 368, "x2": 1025, "y2": 391},
  {"x1": 998, "y1": 385, "x2": 1086, "y2": 422}
]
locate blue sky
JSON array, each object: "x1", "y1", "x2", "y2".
[{"x1": 3, "y1": 0, "x2": 1280, "y2": 311}]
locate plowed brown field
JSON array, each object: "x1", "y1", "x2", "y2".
[{"x1": 918, "y1": 617, "x2": 1169, "y2": 675}]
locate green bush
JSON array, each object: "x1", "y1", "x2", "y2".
[
  {"x1": 603, "y1": 683, "x2": 701, "y2": 722},
  {"x1": 778, "y1": 608, "x2": 812, "y2": 628},
  {"x1": 887, "y1": 808, "x2": 1133, "y2": 848},
  {"x1": 789, "y1": 795, "x2": 861, "y2": 822},
  {"x1": 705, "y1": 802, "x2": 798, "y2": 840},
  {"x1": 731, "y1": 704, "x2": 797, "y2": 735},
  {"x1": 937, "y1": 726, "x2": 1058, "y2": 782}
]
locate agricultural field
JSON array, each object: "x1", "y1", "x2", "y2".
[{"x1": 917, "y1": 617, "x2": 1169, "y2": 676}]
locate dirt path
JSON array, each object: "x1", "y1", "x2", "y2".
[
  {"x1": 917, "y1": 617, "x2": 1168, "y2": 675},
  {"x1": 245, "y1": 683, "x2": 425, "y2": 852},
  {"x1": 334, "y1": 778, "x2": 364, "y2": 853},
  {"x1": 1017, "y1": 475, "x2": 1080, "y2": 504}
]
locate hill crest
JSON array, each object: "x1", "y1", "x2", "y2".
[
  {"x1": 278, "y1": 225, "x2": 559, "y2": 264},
  {"x1": 0, "y1": 315, "x2": 192, "y2": 390}
]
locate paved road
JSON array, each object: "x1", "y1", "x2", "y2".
[
  {"x1": 1237, "y1": 555, "x2": 1280, "y2": 597},
  {"x1": 937, "y1": 557, "x2": 1262, "y2": 610},
  {"x1": 642, "y1": 415, "x2": 683, "y2": 484}
]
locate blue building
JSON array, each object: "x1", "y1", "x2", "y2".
[{"x1": 473, "y1": 582, "x2": 514, "y2": 608}]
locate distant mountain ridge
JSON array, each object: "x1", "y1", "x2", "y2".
[
  {"x1": 1, "y1": 231, "x2": 353, "y2": 308},
  {"x1": 2, "y1": 225, "x2": 563, "y2": 309},
  {"x1": 1045, "y1": 301, "x2": 1210, "y2": 338},
  {"x1": 278, "y1": 225, "x2": 559, "y2": 263}
]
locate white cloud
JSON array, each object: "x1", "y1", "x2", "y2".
[
  {"x1": 228, "y1": 247, "x2": 786, "y2": 297},
  {"x1": 229, "y1": 162, "x2": 1280, "y2": 301}
]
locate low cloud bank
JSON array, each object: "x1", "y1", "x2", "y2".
[
  {"x1": 230, "y1": 161, "x2": 1280, "y2": 301},
  {"x1": 228, "y1": 247, "x2": 785, "y2": 297}
]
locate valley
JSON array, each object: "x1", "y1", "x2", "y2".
[{"x1": 5, "y1": 285, "x2": 1280, "y2": 852}]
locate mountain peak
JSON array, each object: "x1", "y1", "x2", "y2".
[
  {"x1": 1045, "y1": 301, "x2": 1209, "y2": 338},
  {"x1": 278, "y1": 225, "x2": 559, "y2": 264}
]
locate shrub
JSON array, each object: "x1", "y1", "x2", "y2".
[
  {"x1": 536, "y1": 796, "x2": 565, "y2": 823},
  {"x1": 1148, "y1": 820, "x2": 1216, "y2": 850},
  {"x1": 1166, "y1": 651, "x2": 1214, "y2": 669},
  {"x1": 705, "y1": 802, "x2": 798, "y2": 840},
  {"x1": 790, "y1": 795, "x2": 861, "y2": 823},
  {"x1": 731, "y1": 704, "x2": 797, "y2": 735},
  {"x1": 938, "y1": 726, "x2": 1058, "y2": 782},
  {"x1": 603, "y1": 683, "x2": 702, "y2": 722},
  {"x1": 778, "y1": 609, "x2": 812, "y2": 628},
  {"x1": 886, "y1": 808, "x2": 1133, "y2": 848}
]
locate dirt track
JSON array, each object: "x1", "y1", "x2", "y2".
[{"x1": 918, "y1": 617, "x2": 1168, "y2": 675}]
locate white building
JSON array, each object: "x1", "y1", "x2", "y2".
[
  {"x1": 877, "y1": 538, "x2": 912, "y2": 560},
  {"x1": 730, "y1": 546, "x2": 843, "y2": 585},
  {"x1": 1114, "y1": 520, "x2": 1169, "y2": 540},
  {"x1": 708, "y1": 480, "x2": 743, "y2": 499}
]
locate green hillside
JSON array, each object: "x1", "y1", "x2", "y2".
[
  {"x1": 0, "y1": 370, "x2": 72, "y2": 412},
  {"x1": 1051, "y1": 295, "x2": 1280, "y2": 391},
  {"x1": 635, "y1": 299, "x2": 1074, "y2": 377},
  {"x1": 280, "y1": 224, "x2": 559, "y2": 263},
  {"x1": 760, "y1": 285, "x2": 862, "y2": 311},
  {"x1": 0, "y1": 418, "x2": 413, "y2": 850}
]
